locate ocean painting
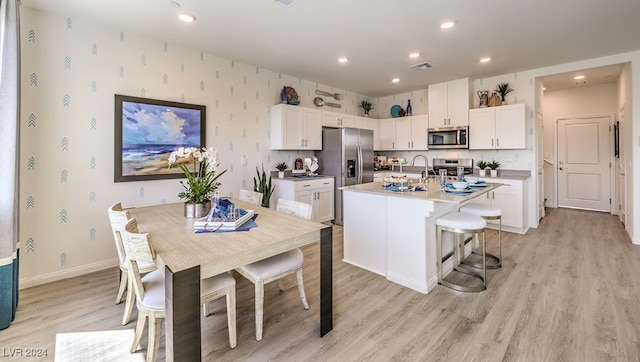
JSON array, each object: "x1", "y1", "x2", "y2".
[{"x1": 115, "y1": 95, "x2": 205, "y2": 182}]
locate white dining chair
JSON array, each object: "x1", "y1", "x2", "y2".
[
  {"x1": 234, "y1": 198, "x2": 311, "y2": 341},
  {"x1": 238, "y1": 189, "x2": 263, "y2": 206},
  {"x1": 120, "y1": 218, "x2": 237, "y2": 362},
  {"x1": 107, "y1": 203, "x2": 157, "y2": 325}
]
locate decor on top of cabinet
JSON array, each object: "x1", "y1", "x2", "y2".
[
  {"x1": 168, "y1": 147, "x2": 227, "y2": 217},
  {"x1": 406, "y1": 99, "x2": 412, "y2": 116},
  {"x1": 390, "y1": 104, "x2": 402, "y2": 117},
  {"x1": 488, "y1": 92, "x2": 501, "y2": 107},
  {"x1": 477, "y1": 90, "x2": 489, "y2": 108},
  {"x1": 315, "y1": 89, "x2": 343, "y2": 101},
  {"x1": 275, "y1": 162, "x2": 288, "y2": 178},
  {"x1": 476, "y1": 160, "x2": 488, "y2": 177},
  {"x1": 487, "y1": 160, "x2": 501, "y2": 177},
  {"x1": 495, "y1": 83, "x2": 514, "y2": 105},
  {"x1": 254, "y1": 164, "x2": 276, "y2": 208},
  {"x1": 359, "y1": 100, "x2": 373, "y2": 116},
  {"x1": 281, "y1": 86, "x2": 300, "y2": 105}
]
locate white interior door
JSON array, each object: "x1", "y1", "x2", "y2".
[{"x1": 557, "y1": 116, "x2": 611, "y2": 211}]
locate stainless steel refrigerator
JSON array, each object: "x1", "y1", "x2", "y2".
[{"x1": 315, "y1": 127, "x2": 374, "y2": 225}]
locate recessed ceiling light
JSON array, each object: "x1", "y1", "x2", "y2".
[
  {"x1": 440, "y1": 20, "x2": 456, "y2": 29},
  {"x1": 338, "y1": 57, "x2": 349, "y2": 63},
  {"x1": 574, "y1": 75, "x2": 585, "y2": 80},
  {"x1": 480, "y1": 57, "x2": 491, "y2": 63},
  {"x1": 178, "y1": 13, "x2": 196, "y2": 23},
  {"x1": 409, "y1": 52, "x2": 420, "y2": 58},
  {"x1": 392, "y1": 78, "x2": 400, "y2": 84}
]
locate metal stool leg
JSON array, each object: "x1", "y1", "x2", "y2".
[
  {"x1": 464, "y1": 215, "x2": 501, "y2": 269},
  {"x1": 437, "y1": 225, "x2": 486, "y2": 293}
]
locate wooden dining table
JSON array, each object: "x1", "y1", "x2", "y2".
[{"x1": 130, "y1": 200, "x2": 333, "y2": 361}]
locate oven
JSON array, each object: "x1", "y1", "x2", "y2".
[{"x1": 427, "y1": 126, "x2": 469, "y2": 149}]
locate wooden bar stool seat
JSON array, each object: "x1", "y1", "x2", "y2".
[{"x1": 436, "y1": 211, "x2": 487, "y2": 292}]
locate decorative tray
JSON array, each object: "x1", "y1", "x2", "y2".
[{"x1": 193, "y1": 209, "x2": 254, "y2": 231}]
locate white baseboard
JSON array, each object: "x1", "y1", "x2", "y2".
[{"x1": 19, "y1": 258, "x2": 119, "y2": 289}]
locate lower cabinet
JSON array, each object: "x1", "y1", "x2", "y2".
[
  {"x1": 473, "y1": 177, "x2": 527, "y2": 234},
  {"x1": 272, "y1": 177, "x2": 335, "y2": 223}
]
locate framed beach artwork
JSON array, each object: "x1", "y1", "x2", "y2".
[{"x1": 114, "y1": 94, "x2": 206, "y2": 182}]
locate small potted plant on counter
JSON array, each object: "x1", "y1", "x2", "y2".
[
  {"x1": 488, "y1": 160, "x2": 501, "y2": 177},
  {"x1": 476, "y1": 160, "x2": 488, "y2": 177},
  {"x1": 359, "y1": 100, "x2": 373, "y2": 116},
  {"x1": 275, "y1": 162, "x2": 288, "y2": 178}
]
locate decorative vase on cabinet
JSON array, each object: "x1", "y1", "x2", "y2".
[{"x1": 406, "y1": 100, "x2": 412, "y2": 116}]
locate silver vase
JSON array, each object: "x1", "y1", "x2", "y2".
[{"x1": 184, "y1": 202, "x2": 211, "y2": 218}]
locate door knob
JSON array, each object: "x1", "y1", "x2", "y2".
[
  {"x1": 559, "y1": 167, "x2": 564, "y2": 170},
  {"x1": 559, "y1": 161, "x2": 564, "y2": 164}
]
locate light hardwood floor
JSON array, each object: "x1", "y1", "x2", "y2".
[{"x1": 4, "y1": 208, "x2": 640, "y2": 361}]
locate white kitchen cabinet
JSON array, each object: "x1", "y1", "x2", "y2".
[
  {"x1": 270, "y1": 104, "x2": 322, "y2": 150},
  {"x1": 428, "y1": 78, "x2": 470, "y2": 127},
  {"x1": 395, "y1": 114, "x2": 429, "y2": 150},
  {"x1": 272, "y1": 177, "x2": 335, "y2": 223},
  {"x1": 473, "y1": 177, "x2": 527, "y2": 234},
  {"x1": 469, "y1": 103, "x2": 526, "y2": 150},
  {"x1": 378, "y1": 118, "x2": 396, "y2": 150},
  {"x1": 322, "y1": 110, "x2": 355, "y2": 128},
  {"x1": 379, "y1": 115, "x2": 428, "y2": 151},
  {"x1": 355, "y1": 116, "x2": 380, "y2": 150}
]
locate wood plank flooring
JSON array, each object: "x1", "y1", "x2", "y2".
[{"x1": 3, "y1": 208, "x2": 640, "y2": 361}]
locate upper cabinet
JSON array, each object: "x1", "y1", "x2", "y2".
[
  {"x1": 469, "y1": 103, "x2": 526, "y2": 150},
  {"x1": 378, "y1": 118, "x2": 396, "y2": 150},
  {"x1": 377, "y1": 115, "x2": 429, "y2": 151},
  {"x1": 355, "y1": 116, "x2": 380, "y2": 150},
  {"x1": 395, "y1": 114, "x2": 429, "y2": 150},
  {"x1": 322, "y1": 111, "x2": 355, "y2": 128},
  {"x1": 428, "y1": 78, "x2": 470, "y2": 127},
  {"x1": 270, "y1": 104, "x2": 322, "y2": 150}
]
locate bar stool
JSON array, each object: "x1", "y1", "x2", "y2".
[
  {"x1": 436, "y1": 211, "x2": 487, "y2": 292},
  {"x1": 459, "y1": 203, "x2": 502, "y2": 269}
]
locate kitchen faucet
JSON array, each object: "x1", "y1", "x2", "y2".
[{"x1": 411, "y1": 154, "x2": 430, "y2": 182}]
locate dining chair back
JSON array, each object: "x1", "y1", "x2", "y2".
[
  {"x1": 276, "y1": 198, "x2": 313, "y2": 220},
  {"x1": 107, "y1": 203, "x2": 157, "y2": 325},
  {"x1": 235, "y1": 198, "x2": 312, "y2": 341},
  {"x1": 238, "y1": 189, "x2": 264, "y2": 206},
  {"x1": 121, "y1": 218, "x2": 237, "y2": 362}
]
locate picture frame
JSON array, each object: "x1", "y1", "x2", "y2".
[{"x1": 114, "y1": 94, "x2": 206, "y2": 182}]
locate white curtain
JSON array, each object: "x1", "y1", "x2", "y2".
[{"x1": 0, "y1": 0, "x2": 20, "y2": 330}]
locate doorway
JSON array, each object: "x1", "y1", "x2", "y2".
[{"x1": 556, "y1": 116, "x2": 612, "y2": 211}]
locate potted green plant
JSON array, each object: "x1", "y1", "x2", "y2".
[
  {"x1": 476, "y1": 160, "x2": 488, "y2": 177},
  {"x1": 359, "y1": 100, "x2": 373, "y2": 116},
  {"x1": 168, "y1": 147, "x2": 227, "y2": 218},
  {"x1": 254, "y1": 164, "x2": 275, "y2": 208},
  {"x1": 275, "y1": 162, "x2": 288, "y2": 178},
  {"x1": 487, "y1": 160, "x2": 501, "y2": 177},
  {"x1": 495, "y1": 83, "x2": 513, "y2": 104}
]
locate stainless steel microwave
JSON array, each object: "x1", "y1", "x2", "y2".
[{"x1": 427, "y1": 126, "x2": 469, "y2": 149}]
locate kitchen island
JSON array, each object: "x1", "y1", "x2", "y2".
[{"x1": 340, "y1": 180, "x2": 499, "y2": 294}]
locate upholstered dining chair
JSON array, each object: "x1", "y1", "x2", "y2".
[
  {"x1": 234, "y1": 198, "x2": 311, "y2": 341},
  {"x1": 238, "y1": 189, "x2": 264, "y2": 206},
  {"x1": 107, "y1": 203, "x2": 157, "y2": 325},
  {"x1": 120, "y1": 218, "x2": 237, "y2": 362}
]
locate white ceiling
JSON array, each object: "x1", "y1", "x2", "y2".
[{"x1": 21, "y1": 0, "x2": 640, "y2": 97}]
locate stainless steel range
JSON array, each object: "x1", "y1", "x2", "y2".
[{"x1": 432, "y1": 158, "x2": 473, "y2": 180}]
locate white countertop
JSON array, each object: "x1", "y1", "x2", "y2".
[{"x1": 340, "y1": 181, "x2": 500, "y2": 204}]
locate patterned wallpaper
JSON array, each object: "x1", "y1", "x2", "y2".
[{"x1": 19, "y1": 7, "x2": 393, "y2": 285}]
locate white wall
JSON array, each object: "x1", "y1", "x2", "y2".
[
  {"x1": 542, "y1": 82, "x2": 619, "y2": 207},
  {"x1": 19, "y1": 7, "x2": 371, "y2": 287}
]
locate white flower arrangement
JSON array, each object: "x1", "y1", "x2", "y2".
[{"x1": 168, "y1": 147, "x2": 227, "y2": 204}]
